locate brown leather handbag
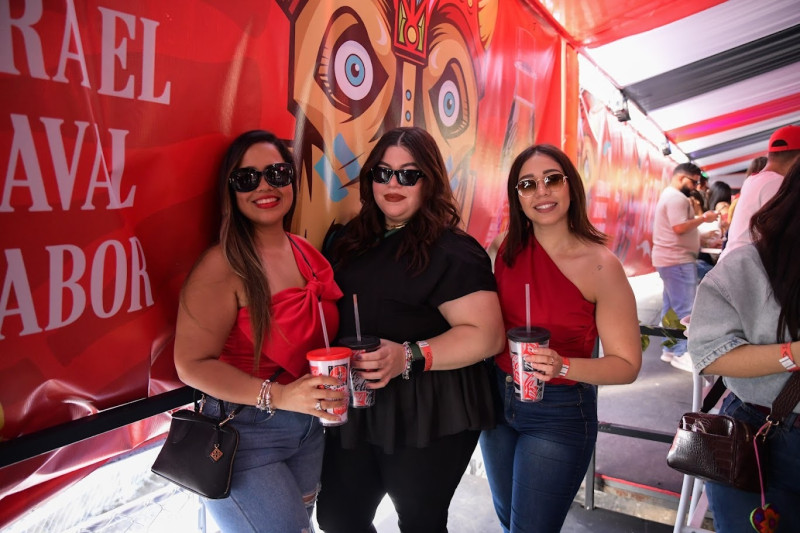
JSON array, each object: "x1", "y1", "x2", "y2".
[{"x1": 667, "y1": 373, "x2": 800, "y2": 493}]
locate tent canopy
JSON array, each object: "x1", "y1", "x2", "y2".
[{"x1": 538, "y1": 0, "x2": 800, "y2": 177}]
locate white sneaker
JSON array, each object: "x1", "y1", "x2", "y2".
[
  {"x1": 670, "y1": 352, "x2": 694, "y2": 373},
  {"x1": 660, "y1": 351, "x2": 674, "y2": 363}
]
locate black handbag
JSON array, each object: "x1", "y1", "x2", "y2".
[
  {"x1": 667, "y1": 372, "x2": 800, "y2": 493},
  {"x1": 151, "y1": 393, "x2": 242, "y2": 499}
]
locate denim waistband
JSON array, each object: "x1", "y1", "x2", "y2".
[{"x1": 746, "y1": 402, "x2": 800, "y2": 428}]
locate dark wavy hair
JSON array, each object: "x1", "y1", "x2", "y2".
[
  {"x1": 330, "y1": 127, "x2": 462, "y2": 274},
  {"x1": 218, "y1": 130, "x2": 297, "y2": 371},
  {"x1": 750, "y1": 157, "x2": 800, "y2": 341},
  {"x1": 501, "y1": 144, "x2": 606, "y2": 267},
  {"x1": 708, "y1": 181, "x2": 732, "y2": 211}
]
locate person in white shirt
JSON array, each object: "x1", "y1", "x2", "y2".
[
  {"x1": 720, "y1": 124, "x2": 800, "y2": 261},
  {"x1": 651, "y1": 163, "x2": 717, "y2": 371}
]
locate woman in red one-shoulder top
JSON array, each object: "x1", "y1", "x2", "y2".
[{"x1": 480, "y1": 144, "x2": 642, "y2": 533}]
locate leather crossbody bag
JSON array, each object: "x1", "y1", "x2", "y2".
[{"x1": 667, "y1": 372, "x2": 800, "y2": 492}]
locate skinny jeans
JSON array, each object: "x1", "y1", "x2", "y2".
[
  {"x1": 201, "y1": 397, "x2": 324, "y2": 533},
  {"x1": 480, "y1": 368, "x2": 598, "y2": 533}
]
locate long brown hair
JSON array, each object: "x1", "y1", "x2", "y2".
[
  {"x1": 218, "y1": 130, "x2": 297, "y2": 371},
  {"x1": 750, "y1": 158, "x2": 800, "y2": 341},
  {"x1": 501, "y1": 144, "x2": 606, "y2": 267},
  {"x1": 330, "y1": 127, "x2": 462, "y2": 274}
]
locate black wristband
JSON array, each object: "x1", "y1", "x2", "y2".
[{"x1": 409, "y1": 341, "x2": 426, "y2": 376}]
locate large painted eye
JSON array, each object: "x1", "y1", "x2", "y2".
[
  {"x1": 437, "y1": 79, "x2": 460, "y2": 128},
  {"x1": 428, "y1": 60, "x2": 469, "y2": 138},
  {"x1": 315, "y1": 10, "x2": 388, "y2": 118},
  {"x1": 333, "y1": 40, "x2": 372, "y2": 101}
]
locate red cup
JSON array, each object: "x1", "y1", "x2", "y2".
[
  {"x1": 307, "y1": 347, "x2": 352, "y2": 426},
  {"x1": 507, "y1": 327, "x2": 551, "y2": 402},
  {"x1": 339, "y1": 336, "x2": 380, "y2": 408}
]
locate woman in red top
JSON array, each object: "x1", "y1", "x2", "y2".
[
  {"x1": 174, "y1": 130, "x2": 345, "y2": 532},
  {"x1": 480, "y1": 144, "x2": 642, "y2": 532}
]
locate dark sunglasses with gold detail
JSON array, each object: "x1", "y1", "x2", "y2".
[{"x1": 229, "y1": 163, "x2": 294, "y2": 192}]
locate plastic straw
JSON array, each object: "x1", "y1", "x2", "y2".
[
  {"x1": 525, "y1": 283, "x2": 531, "y2": 333},
  {"x1": 318, "y1": 300, "x2": 331, "y2": 351},
  {"x1": 353, "y1": 294, "x2": 362, "y2": 342}
]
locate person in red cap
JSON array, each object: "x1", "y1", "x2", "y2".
[{"x1": 720, "y1": 124, "x2": 800, "y2": 260}]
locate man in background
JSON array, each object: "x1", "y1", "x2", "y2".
[
  {"x1": 721, "y1": 124, "x2": 800, "y2": 260},
  {"x1": 651, "y1": 163, "x2": 717, "y2": 371}
]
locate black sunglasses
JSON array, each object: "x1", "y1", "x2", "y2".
[
  {"x1": 370, "y1": 166, "x2": 425, "y2": 186},
  {"x1": 516, "y1": 173, "x2": 568, "y2": 197},
  {"x1": 229, "y1": 163, "x2": 294, "y2": 192}
]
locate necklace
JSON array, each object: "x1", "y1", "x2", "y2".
[{"x1": 386, "y1": 221, "x2": 407, "y2": 230}]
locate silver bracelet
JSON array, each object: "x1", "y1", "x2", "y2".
[
  {"x1": 255, "y1": 379, "x2": 275, "y2": 414},
  {"x1": 402, "y1": 342, "x2": 413, "y2": 380}
]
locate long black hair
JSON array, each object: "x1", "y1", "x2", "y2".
[
  {"x1": 750, "y1": 158, "x2": 800, "y2": 341},
  {"x1": 329, "y1": 127, "x2": 462, "y2": 274}
]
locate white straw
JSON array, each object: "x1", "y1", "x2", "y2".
[
  {"x1": 318, "y1": 300, "x2": 331, "y2": 351},
  {"x1": 353, "y1": 294, "x2": 362, "y2": 342},
  {"x1": 525, "y1": 283, "x2": 531, "y2": 333}
]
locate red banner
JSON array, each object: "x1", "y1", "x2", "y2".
[
  {"x1": 578, "y1": 90, "x2": 675, "y2": 276},
  {"x1": 0, "y1": 0, "x2": 655, "y2": 525}
]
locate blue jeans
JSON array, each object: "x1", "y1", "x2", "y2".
[
  {"x1": 705, "y1": 394, "x2": 800, "y2": 533},
  {"x1": 480, "y1": 367, "x2": 598, "y2": 533},
  {"x1": 656, "y1": 263, "x2": 697, "y2": 355},
  {"x1": 200, "y1": 397, "x2": 324, "y2": 533}
]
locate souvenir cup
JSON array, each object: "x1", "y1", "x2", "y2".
[
  {"x1": 339, "y1": 336, "x2": 380, "y2": 408},
  {"x1": 507, "y1": 327, "x2": 551, "y2": 402},
  {"x1": 307, "y1": 347, "x2": 352, "y2": 426}
]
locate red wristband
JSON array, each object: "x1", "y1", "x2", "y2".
[
  {"x1": 417, "y1": 341, "x2": 433, "y2": 371},
  {"x1": 558, "y1": 356, "x2": 570, "y2": 378},
  {"x1": 779, "y1": 342, "x2": 799, "y2": 372}
]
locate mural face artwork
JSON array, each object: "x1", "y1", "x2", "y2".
[{"x1": 278, "y1": 0, "x2": 496, "y2": 247}]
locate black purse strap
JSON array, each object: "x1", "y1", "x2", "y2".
[
  {"x1": 700, "y1": 376, "x2": 728, "y2": 413},
  {"x1": 702, "y1": 372, "x2": 800, "y2": 423}
]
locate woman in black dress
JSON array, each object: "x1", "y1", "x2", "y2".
[{"x1": 317, "y1": 127, "x2": 505, "y2": 533}]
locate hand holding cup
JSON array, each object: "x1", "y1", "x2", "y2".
[{"x1": 272, "y1": 373, "x2": 348, "y2": 423}]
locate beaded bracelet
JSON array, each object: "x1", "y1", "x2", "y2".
[
  {"x1": 402, "y1": 342, "x2": 414, "y2": 380},
  {"x1": 255, "y1": 379, "x2": 275, "y2": 413},
  {"x1": 779, "y1": 342, "x2": 799, "y2": 372}
]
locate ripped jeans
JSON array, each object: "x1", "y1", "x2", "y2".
[{"x1": 201, "y1": 396, "x2": 324, "y2": 533}]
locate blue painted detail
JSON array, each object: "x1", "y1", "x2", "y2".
[
  {"x1": 313, "y1": 156, "x2": 348, "y2": 202},
  {"x1": 333, "y1": 134, "x2": 361, "y2": 181}
]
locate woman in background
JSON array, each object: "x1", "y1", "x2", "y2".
[
  {"x1": 688, "y1": 158, "x2": 800, "y2": 532},
  {"x1": 481, "y1": 144, "x2": 642, "y2": 532},
  {"x1": 174, "y1": 130, "x2": 345, "y2": 532}
]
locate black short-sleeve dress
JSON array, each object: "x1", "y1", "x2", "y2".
[{"x1": 329, "y1": 227, "x2": 497, "y2": 453}]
